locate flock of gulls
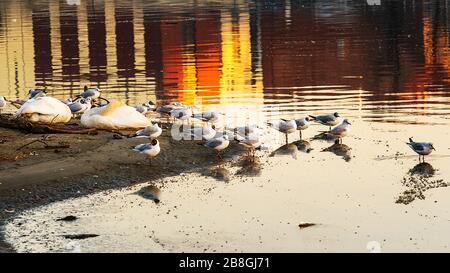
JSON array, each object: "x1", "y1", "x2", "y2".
[{"x1": 0, "y1": 86, "x2": 436, "y2": 163}]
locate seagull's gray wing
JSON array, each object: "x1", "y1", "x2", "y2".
[
  {"x1": 81, "y1": 89, "x2": 97, "y2": 98},
  {"x1": 317, "y1": 115, "x2": 334, "y2": 123},
  {"x1": 410, "y1": 142, "x2": 426, "y2": 151},
  {"x1": 69, "y1": 103, "x2": 83, "y2": 113},
  {"x1": 134, "y1": 143, "x2": 152, "y2": 152},
  {"x1": 205, "y1": 139, "x2": 223, "y2": 148}
]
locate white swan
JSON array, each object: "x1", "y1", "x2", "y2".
[
  {"x1": 16, "y1": 96, "x2": 72, "y2": 124},
  {"x1": 81, "y1": 101, "x2": 151, "y2": 129}
]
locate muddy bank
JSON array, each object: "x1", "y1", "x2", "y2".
[{"x1": 0, "y1": 122, "x2": 245, "y2": 252}]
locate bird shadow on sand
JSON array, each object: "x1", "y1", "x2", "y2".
[
  {"x1": 135, "y1": 184, "x2": 161, "y2": 203},
  {"x1": 321, "y1": 139, "x2": 352, "y2": 162},
  {"x1": 206, "y1": 164, "x2": 232, "y2": 182},
  {"x1": 269, "y1": 139, "x2": 313, "y2": 160},
  {"x1": 312, "y1": 131, "x2": 340, "y2": 142},
  {"x1": 235, "y1": 155, "x2": 262, "y2": 177},
  {"x1": 269, "y1": 143, "x2": 299, "y2": 159},
  {"x1": 396, "y1": 162, "x2": 450, "y2": 205}
]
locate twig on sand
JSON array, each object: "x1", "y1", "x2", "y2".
[
  {"x1": 0, "y1": 115, "x2": 97, "y2": 135},
  {"x1": 16, "y1": 135, "x2": 49, "y2": 151}
]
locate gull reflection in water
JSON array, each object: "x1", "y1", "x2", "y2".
[
  {"x1": 396, "y1": 162, "x2": 450, "y2": 205},
  {"x1": 321, "y1": 139, "x2": 352, "y2": 161},
  {"x1": 236, "y1": 155, "x2": 262, "y2": 177},
  {"x1": 269, "y1": 143, "x2": 298, "y2": 159},
  {"x1": 208, "y1": 165, "x2": 231, "y2": 182},
  {"x1": 291, "y1": 140, "x2": 313, "y2": 154},
  {"x1": 312, "y1": 131, "x2": 341, "y2": 142}
]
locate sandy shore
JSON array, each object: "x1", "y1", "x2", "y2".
[
  {"x1": 0, "y1": 121, "x2": 245, "y2": 252},
  {"x1": 2, "y1": 117, "x2": 450, "y2": 252}
]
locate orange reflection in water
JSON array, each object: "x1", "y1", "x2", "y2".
[{"x1": 0, "y1": 0, "x2": 449, "y2": 118}]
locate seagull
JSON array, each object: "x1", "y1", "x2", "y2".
[
  {"x1": 80, "y1": 86, "x2": 100, "y2": 99},
  {"x1": 133, "y1": 139, "x2": 161, "y2": 163},
  {"x1": 193, "y1": 111, "x2": 223, "y2": 125},
  {"x1": 133, "y1": 123, "x2": 162, "y2": 139},
  {"x1": 0, "y1": 96, "x2": 7, "y2": 113},
  {"x1": 236, "y1": 133, "x2": 262, "y2": 157},
  {"x1": 171, "y1": 107, "x2": 194, "y2": 123},
  {"x1": 201, "y1": 135, "x2": 230, "y2": 159},
  {"x1": 9, "y1": 89, "x2": 47, "y2": 107},
  {"x1": 62, "y1": 98, "x2": 73, "y2": 105},
  {"x1": 155, "y1": 103, "x2": 184, "y2": 122},
  {"x1": 309, "y1": 112, "x2": 340, "y2": 130},
  {"x1": 329, "y1": 119, "x2": 351, "y2": 143},
  {"x1": 406, "y1": 137, "x2": 435, "y2": 162},
  {"x1": 231, "y1": 125, "x2": 262, "y2": 139},
  {"x1": 190, "y1": 124, "x2": 216, "y2": 140},
  {"x1": 269, "y1": 119, "x2": 297, "y2": 144},
  {"x1": 283, "y1": 117, "x2": 311, "y2": 139},
  {"x1": 78, "y1": 86, "x2": 109, "y2": 104},
  {"x1": 156, "y1": 104, "x2": 181, "y2": 115},
  {"x1": 68, "y1": 97, "x2": 92, "y2": 116},
  {"x1": 27, "y1": 89, "x2": 47, "y2": 100},
  {"x1": 134, "y1": 101, "x2": 156, "y2": 115}
]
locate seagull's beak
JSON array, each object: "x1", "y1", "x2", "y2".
[{"x1": 432, "y1": 146, "x2": 436, "y2": 151}]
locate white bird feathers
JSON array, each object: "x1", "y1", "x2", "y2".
[
  {"x1": 134, "y1": 123, "x2": 162, "y2": 139},
  {"x1": 133, "y1": 139, "x2": 161, "y2": 159},
  {"x1": 16, "y1": 96, "x2": 72, "y2": 124},
  {"x1": 407, "y1": 137, "x2": 435, "y2": 162}
]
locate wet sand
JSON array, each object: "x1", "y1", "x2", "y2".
[
  {"x1": 2, "y1": 119, "x2": 450, "y2": 252},
  {"x1": 0, "y1": 121, "x2": 245, "y2": 252}
]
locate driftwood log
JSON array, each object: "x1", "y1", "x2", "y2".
[{"x1": 0, "y1": 114, "x2": 97, "y2": 135}]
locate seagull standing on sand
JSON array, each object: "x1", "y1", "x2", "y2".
[
  {"x1": 329, "y1": 119, "x2": 351, "y2": 143},
  {"x1": 309, "y1": 112, "x2": 340, "y2": 130},
  {"x1": 269, "y1": 119, "x2": 297, "y2": 144},
  {"x1": 406, "y1": 137, "x2": 435, "y2": 162},
  {"x1": 156, "y1": 104, "x2": 182, "y2": 115},
  {"x1": 0, "y1": 96, "x2": 7, "y2": 113},
  {"x1": 193, "y1": 111, "x2": 223, "y2": 126},
  {"x1": 190, "y1": 124, "x2": 216, "y2": 140},
  {"x1": 133, "y1": 139, "x2": 161, "y2": 163},
  {"x1": 133, "y1": 123, "x2": 162, "y2": 139},
  {"x1": 202, "y1": 135, "x2": 230, "y2": 159},
  {"x1": 156, "y1": 103, "x2": 184, "y2": 122},
  {"x1": 171, "y1": 107, "x2": 194, "y2": 124},
  {"x1": 232, "y1": 125, "x2": 262, "y2": 139},
  {"x1": 290, "y1": 117, "x2": 311, "y2": 139},
  {"x1": 236, "y1": 133, "x2": 262, "y2": 157}
]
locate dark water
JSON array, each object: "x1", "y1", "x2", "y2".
[{"x1": 0, "y1": 0, "x2": 449, "y2": 123}]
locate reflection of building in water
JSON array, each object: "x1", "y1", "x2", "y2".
[
  {"x1": 60, "y1": 0, "x2": 80, "y2": 84},
  {"x1": 0, "y1": 1, "x2": 36, "y2": 97},
  {"x1": 258, "y1": 0, "x2": 450, "y2": 108},
  {"x1": 32, "y1": 2, "x2": 53, "y2": 87},
  {"x1": 0, "y1": 0, "x2": 449, "y2": 108},
  {"x1": 220, "y1": 6, "x2": 263, "y2": 105},
  {"x1": 86, "y1": 0, "x2": 107, "y2": 83}
]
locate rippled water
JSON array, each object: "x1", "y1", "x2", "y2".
[{"x1": 0, "y1": 0, "x2": 449, "y2": 123}]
